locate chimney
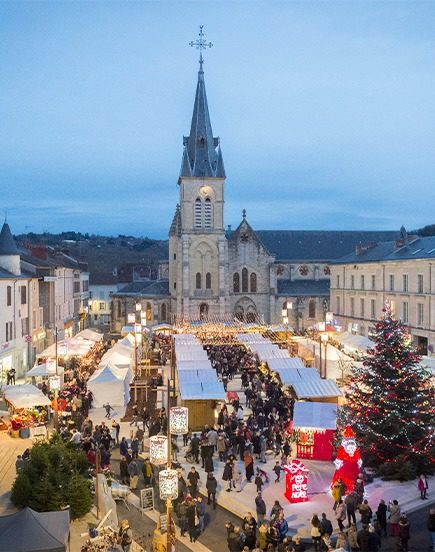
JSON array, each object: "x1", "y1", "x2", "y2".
[
  {"x1": 355, "y1": 243, "x2": 362, "y2": 255},
  {"x1": 30, "y1": 245, "x2": 48, "y2": 260},
  {"x1": 227, "y1": 225, "x2": 232, "y2": 232}
]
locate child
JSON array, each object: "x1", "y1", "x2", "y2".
[{"x1": 255, "y1": 472, "x2": 264, "y2": 493}]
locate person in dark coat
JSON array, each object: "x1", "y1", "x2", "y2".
[
  {"x1": 190, "y1": 433, "x2": 200, "y2": 463},
  {"x1": 119, "y1": 456, "x2": 129, "y2": 485},
  {"x1": 244, "y1": 451, "x2": 254, "y2": 483},
  {"x1": 206, "y1": 473, "x2": 217, "y2": 509},
  {"x1": 357, "y1": 525, "x2": 372, "y2": 552},
  {"x1": 255, "y1": 492, "x2": 267, "y2": 525},
  {"x1": 320, "y1": 512, "x2": 333, "y2": 538},
  {"x1": 223, "y1": 459, "x2": 234, "y2": 491},
  {"x1": 375, "y1": 499, "x2": 387, "y2": 537},
  {"x1": 186, "y1": 499, "x2": 198, "y2": 543},
  {"x1": 345, "y1": 492, "x2": 359, "y2": 526},
  {"x1": 398, "y1": 514, "x2": 410, "y2": 552},
  {"x1": 204, "y1": 454, "x2": 214, "y2": 474}
]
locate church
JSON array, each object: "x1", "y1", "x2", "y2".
[{"x1": 112, "y1": 53, "x2": 398, "y2": 331}]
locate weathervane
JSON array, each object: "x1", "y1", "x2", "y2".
[{"x1": 189, "y1": 25, "x2": 213, "y2": 70}]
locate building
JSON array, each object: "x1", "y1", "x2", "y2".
[
  {"x1": 330, "y1": 230, "x2": 435, "y2": 355},
  {"x1": 88, "y1": 273, "x2": 121, "y2": 330},
  {"x1": 0, "y1": 223, "x2": 43, "y2": 378},
  {"x1": 112, "y1": 57, "x2": 399, "y2": 330}
]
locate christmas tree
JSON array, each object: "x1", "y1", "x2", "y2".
[
  {"x1": 341, "y1": 304, "x2": 434, "y2": 476},
  {"x1": 331, "y1": 426, "x2": 362, "y2": 493}
]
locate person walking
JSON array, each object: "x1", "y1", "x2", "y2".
[
  {"x1": 177, "y1": 499, "x2": 188, "y2": 537},
  {"x1": 319, "y1": 512, "x2": 333, "y2": 539},
  {"x1": 142, "y1": 457, "x2": 153, "y2": 487},
  {"x1": 255, "y1": 491, "x2": 267, "y2": 525},
  {"x1": 223, "y1": 459, "x2": 234, "y2": 492},
  {"x1": 258, "y1": 521, "x2": 268, "y2": 551},
  {"x1": 273, "y1": 461, "x2": 283, "y2": 483},
  {"x1": 119, "y1": 456, "x2": 129, "y2": 485},
  {"x1": 419, "y1": 474, "x2": 429, "y2": 500},
  {"x1": 388, "y1": 499, "x2": 401, "y2": 537},
  {"x1": 427, "y1": 507, "x2": 435, "y2": 552},
  {"x1": 244, "y1": 451, "x2": 254, "y2": 483},
  {"x1": 127, "y1": 458, "x2": 140, "y2": 490},
  {"x1": 398, "y1": 514, "x2": 410, "y2": 552},
  {"x1": 103, "y1": 402, "x2": 114, "y2": 419},
  {"x1": 345, "y1": 492, "x2": 358, "y2": 526},
  {"x1": 206, "y1": 472, "x2": 217, "y2": 509},
  {"x1": 186, "y1": 498, "x2": 198, "y2": 543},
  {"x1": 310, "y1": 514, "x2": 322, "y2": 552},
  {"x1": 358, "y1": 499, "x2": 373, "y2": 525},
  {"x1": 117, "y1": 520, "x2": 133, "y2": 552},
  {"x1": 255, "y1": 470, "x2": 264, "y2": 493},
  {"x1": 335, "y1": 500, "x2": 347, "y2": 532},
  {"x1": 196, "y1": 495, "x2": 206, "y2": 534}
]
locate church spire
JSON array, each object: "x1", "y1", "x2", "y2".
[{"x1": 179, "y1": 27, "x2": 225, "y2": 180}]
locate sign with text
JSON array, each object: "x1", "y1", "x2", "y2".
[
  {"x1": 49, "y1": 375, "x2": 61, "y2": 390},
  {"x1": 284, "y1": 459, "x2": 309, "y2": 503},
  {"x1": 140, "y1": 487, "x2": 154, "y2": 514}
]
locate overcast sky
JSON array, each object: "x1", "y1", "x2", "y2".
[{"x1": 1, "y1": 1, "x2": 435, "y2": 238}]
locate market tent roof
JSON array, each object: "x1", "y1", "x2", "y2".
[
  {"x1": 179, "y1": 380, "x2": 226, "y2": 401},
  {"x1": 290, "y1": 379, "x2": 342, "y2": 399},
  {"x1": 174, "y1": 334, "x2": 199, "y2": 343},
  {"x1": 37, "y1": 337, "x2": 94, "y2": 359},
  {"x1": 177, "y1": 369, "x2": 220, "y2": 383},
  {"x1": 100, "y1": 350, "x2": 132, "y2": 368},
  {"x1": 152, "y1": 323, "x2": 174, "y2": 332},
  {"x1": 0, "y1": 507, "x2": 69, "y2": 552},
  {"x1": 26, "y1": 363, "x2": 64, "y2": 378},
  {"x1": 87, "y1": 364, "x2": 131, "y2": 407},
  {"x1": 75, "y1": 329, "x2": 104, "y2": 342},
  {"x1": 3, "y1": 384, "x2": 52, "y2": 408},
  {"x1": 419, "y1": 356, "x2": 435, "y2": 375},
  {"x1": 266, "y1": 357, "x2": 304, "y2": 372},
  {"x1": 334, "y1": 332, "x2": 373, "y2": 353},
  {"x1": 293, "y1": 401, "x2": 337, "y2": 430},
  {"x1": 276, "y1": 367, "x2": 320, "y2": 385},
  {"x1": 176, "y1": 360, "x2": 213, "y2": 371},
  {"x1": 236, "y1": 333, "x2": 267, "y2": 343},
  {"x1": 176, "y1": 349, "x2": 208, "y2": 361}
]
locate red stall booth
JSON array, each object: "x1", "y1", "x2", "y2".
[{"x1": 292, "y1": 402, "x2": 337, "y2": 461}]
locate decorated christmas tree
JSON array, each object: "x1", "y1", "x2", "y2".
[
  {"x1": 331, "y1": 426, "x2": 362, "y2": 493},
  {"x1": 341, "y1": 303, "x2": 434, "y2": 476}
]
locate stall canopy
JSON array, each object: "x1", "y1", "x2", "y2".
[
  {"x1": 290, "y1": 379, "x2": 342, "y2": 400},
  {"x1": 26, "y1": 363, "x2": 64, "y2": 378},
  {"x1": 3, "y1": 384, "x2": 51, "y2": 409},
  {"x1": 178, "y1": 369, "x2": 221, "y2": 383},
  {"x1": 293, "y1": 401, "x2": 337, "y2": 430},
  {"x1": 277, "y1": 367, "x2": 320, "y2": 385},
  {"x1": 334, "y1": 332, "x2": 373, "y2": 354},
  {"x1": 87, "y1": 364, "x2": 131, "y2": 407},
  {"x1": 75, "y1": 329, "x2": 104, "y2": 342},
  {"x1": 176, "y1": 349, "x2": 208, "y2": 361},
  {"x1": 37, "y1": 338, "x2": 94, "y2": 359},
  {"x1": 266, "y1": 357, "x2": 304, "y2": 372},
  {"x1": 179, "y1": 380, "x2": 226, "y2": 401},
  {"x1": 176, "y1": 360, "x2": 215, "y2": 371},
  {"x1": 0, "y1": 507, "x2": 69, "y2": 552}
]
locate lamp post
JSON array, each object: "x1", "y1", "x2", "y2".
[
  {"x1": 53, "y1": 327, "x2": 59, "y2": 432},
  {"x1": 281, "y1": 300, "x2": 292, "y2": 350},
  {"x1": 320, "y1": 332, "x2": 329, "y2": 379}
]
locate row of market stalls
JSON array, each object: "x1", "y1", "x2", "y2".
[
  {"x1": 237, "y1": 332, "x2": 340, "y2": 461},
  {"x1": 174, "y1": 334, "x2": 226, "y2": 428},
  {"x1": 87, "y1": 335, "x2": 134, "y2": 408}
]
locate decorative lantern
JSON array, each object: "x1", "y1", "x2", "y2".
[
  {"x1": 169, "y1": 406, "x2": 188, "y2": 435},
  {"x1": 159, "y1": 469, "x2": 179, "y2": 500},
  {"x1": 149, "y1": 435, "x2": 168, "y2": 465}
]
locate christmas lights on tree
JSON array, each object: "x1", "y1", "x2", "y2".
[{"x1": 340, "y1": 303, "x2": 434, "y2": 475}]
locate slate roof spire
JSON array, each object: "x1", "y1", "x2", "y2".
[
  {"x1": 180, "y1": 27, "x2": 225, "y2": 180},
  {"x1": 0, "y1": 221, "x2": 18, "y2": 255}
]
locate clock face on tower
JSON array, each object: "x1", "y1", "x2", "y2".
[{"x1": 199, "y1": 185, "x2": 213, "y2": 197}]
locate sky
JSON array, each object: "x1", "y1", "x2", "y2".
[{"x1": 1, "y1": 1, "x2": 435, "y2": 238}]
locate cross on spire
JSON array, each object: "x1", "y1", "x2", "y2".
[{"x1": 189, "y1": 25, "x2": 213, "y2": 71}]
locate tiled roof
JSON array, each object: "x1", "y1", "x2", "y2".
[
  {"x1": 0, "y1": 267, "x2": 29, "y2": 280},
  {"x1": 333, "y1": 235, "x2": 435, "y2": 264},
  {"x1": 89, "y1": 273, "x2": 118, "y2": 285},
  {"x1": 249, "y1": 230, "x2": 399, "y2": 261},
  {"x1": 277, "y1": 279, "x2": 330, "y2": 296},
  {"x1": 114, "y1": 279, "x2": 169, "y2": 297}
]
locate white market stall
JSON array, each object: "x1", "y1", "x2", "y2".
[
  {"x1": 26, "y1": 363, "x2": 65, "y2": 379},
  {"x1": 3, "y1": 384, "x2": 51, "y2": 438},
  {"x1": 87, "y1": 363, "x2": 132, "y2": 407},
  {"x1": 292, "y1": 401, "x2": 337, "y2": 461}
]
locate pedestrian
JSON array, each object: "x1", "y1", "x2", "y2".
[
  {"x1": 319, "y1": 512, "x2": 333, "y2": 538},
  {"x1": 427, "y1": 507, "x2": 435, "y2": 552},
  {"x1": 127, "y1": 458, "x2": 140, "y2": 490},
  {"x1": 335, "y1": 499, "x2": 347, "y2": 532},
  {"x1": 196, "y1": 495, "x2": 206, "y2": 534},
  {"x1": 15, "y1": 455, "x2": 25, "y2": 473},
  {"x1": 277, "y1": 511, "x2": 289, "y2": 542},
  {"x1": 348, "y1": 523, "x2": 359, "y2": 552},
  {"x1": 345, "y1": 492, "x2": 358, "y2": 526},
  {"x1": 418, "y1": 474, "x2": 429, "y2": 500},
  {"x1": 332, "y1": 478, "x2": 345, "y2": 510},
  {"x1": 255, "y1": 470, "x2": 264, "y2": 493},
  {"x1": 119, "y1": 456, "x2": 129, "y2": 485},
  {"x1": 273, "y1": 461, "x2": 283, "y2": 483},
  {"x1": 356, "y1": 524, "x2": 371, "y2": 552},
  {"x1": 117, "y1": 520, "x2": 133, "y2": 552},
  {"x1": 388, "y1": 499, "x2": 401, "y2": 537},
  {"x1": 235, "y1": 471, "x2": 243, "y2": 492},
  {"x1": 310, "y1": 514, "x2": 322, "y2": 552},
  {"x1": 103, "y1": 402, "x2": 114, "y2": 419},
  {"x1": 120, "y1": 436, "x2": 129, "y2": 457},
  {"x1": 359, "y1": 499, "x2": 373, "y2": 525},
  {"x1": 177, "y1": 499, "x2": 188, "y2": 537},
  {"x1": 186, "y1": 498, "x2": 198, "y2": 543},
  {"x1": 398, "y1": 514, "x2": 410, "y2": 552},
  {"x1": 270, "y1": 500, "x2": 283, "y2": 523},
  {"x1": 223, "y1": 459, "x2": 234, "y2": 492},
  {"x1": 131, "y1": 435, "x2": 139, "y2": 460},
  {"x1": 255, "y1": 491, "x2": 267, "y2": 525},
  {"x1": 206, "y1": 472, "x2": 217, "y2": 509},
  {"x1": 187, "y1": 466, "x2": 200, "y2": 497},
  {"x1": 335, "y1": 531, "x2": 349, "y2": 550},
  {"x1": 244, "y1": 450, "x2": 254, "y2": 483},
  {"x1": 190, "y1": 433, "x2": 200, "y2": 463},
  {"x1": 258, "y1": 521, "x2": 268, "y2": 550},
  {"x1": 142, "y1": 457, "x2": 153, "y2": 487},
  {"x1": 111, "y1": 419, "x2": 120, "y2": 445},
  {"x1": 375, "y1": 499, "x2": 387, "y2": 537},
  {"x1": 129, "y1": 404, "x2": 139, "y2": 427}
]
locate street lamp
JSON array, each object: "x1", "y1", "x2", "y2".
[
  {"x1": 282, "y1": 301, "x2": 292, "y2": 349},
  {"x1": 320, "y1": 332, "x2": 329, "y2": 379}
]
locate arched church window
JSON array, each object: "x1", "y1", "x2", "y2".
[
  {"x1": 194, "y1": 198, "x2": 202, "y2": 228},
  {"x1": 242, "y1": 268, "x2": 249, "y2": 293},
  {"x1": 204, "y1": 198, "x2": 212, "y2": 228},
  {"x1": 146, "y1": 302, "x2": 152, "y2": 321},
  {"x1": 206, "y1": 272, "x2": 211, "y2": 289},
  {"x1": 250, "y1": 273, "x2": 257, "y2": 293},
  {"x1": 308, "y1": 299, "x2": 316, "y2": 319},
  {"x1": 233, "y1": 273, "x2": 240, "y2": 293},
  {"x1": 196, "y1": 272, "x2": 202, "y2": 289},
  {"x1": 161, "y1": 303, "x2": 167, "y2": 322}
]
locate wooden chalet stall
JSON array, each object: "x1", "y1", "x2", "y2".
[{"x1": 292, "y1": 401, "x2": 337, "y2": 461}]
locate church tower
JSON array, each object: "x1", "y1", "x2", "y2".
[{"x1": 169, "y1": 29, "x2": 228, "y2": 319}]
